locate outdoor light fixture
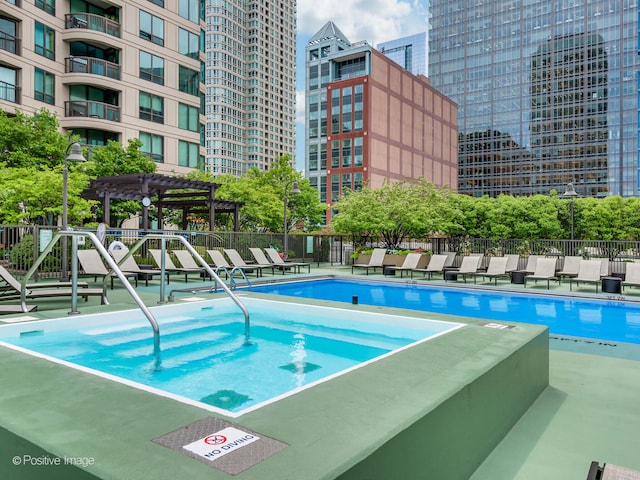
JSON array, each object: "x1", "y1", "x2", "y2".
[
  {"x1": 562, "y1": 182, "x2": 579, "y2": 253},
  {"x1": 283, "y1": 180, "x2": 301, "y2": 260},
  {"x1": 61, "y1": 142, "x2": 86, "y2": 281}
]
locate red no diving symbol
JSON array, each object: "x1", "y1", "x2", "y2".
[{"x1": 204, "y1": 434, "x2": 227, "y2": 445}]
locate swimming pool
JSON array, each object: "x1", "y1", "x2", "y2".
[
  {"x1": 250, "y1": 278, "x2": 640, "y2": 345},
  {"x1": 0, "y1": 297, "x2": 462, "y2": 416}
]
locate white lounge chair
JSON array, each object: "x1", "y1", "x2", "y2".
[
  {"x1": 110, "y1": 248, "x2": 170, "y2": 285},
  {"x1": 248, "y1": 248, "x2": 279, "y2": 274},
  {"x1": 557, "y1": 256, "x2": 581, "y2": 280},
  {"x1": 265, "y1": 247, "x2": 311, "y2": 273},
  {"x1": 474, "y1": 256, "x2": 509, "y2": 285},
  {"x1": 207, "y1": 250, "x2": 258, "y2": 277},
  {"x1": 412, "y1": 254, "x2": 448, "y2": 279},
  {"x1": 523, "y1": 257, "x2": 558, "y2": 289},
  {"x1": 622, "y1": 262, "x2": 640, "y2": 292},
  {"x1": 505, "y1": 254, "x2": 520, "y2": 273},
  {"x1": 77, "y1": 248, "x2": 138, "y2": 288},
  {"x1": 173, "y1": 250, "x2": 210, "y2": 279},
  {"x1": 385, "y1": 253, "x2": 422, "y2": 278},
  {"x1": 224, "y1": 248, "x2": 273, "y2": 276},
  {"x1": 448, "y1": 255, "x2": 483, "y2": 283},
  {"x1": 524, "y1": 255, "x2": 540, "y2": 274},
  {"x1": 569, "y1": 260, "x2": 603, "y2": 292},
  {"x1": 351, "y1": 248, "x2": 386, "y2": 275},
  {"x1": 149, "y1": 249, "x2": 200, "y2": 282}
]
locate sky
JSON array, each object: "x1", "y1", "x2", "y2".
[{"x1": 293, "y1": 0, "x2": 430, "y2": 170}]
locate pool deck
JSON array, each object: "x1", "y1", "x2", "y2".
[{"x1": 1, "y1": 263, "x2": 640, "y2": 479}]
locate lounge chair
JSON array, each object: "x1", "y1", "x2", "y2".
[
  {"x1": 207, "y1": 249, "x2": 258, "y2": 277},
  {"x1": 473, "y1": 256, "x2": 509, "y2": 285},
  {"x1": 265, "y1": 247, "x2": 311, "y2": 273},
  {"x1": 173, "y1": 250, "x2": 211, "y2": 279},
  {"x1": 598, "y1": 258, "x2": 610, "y2": 277},
  {"x1": 351, "y1": 248, "x2": 386, "y2": 275},
  {"x1": 149, "y1": 249, "x2": 200, "y2": 282},
  {"x1": 622, "y1": 262, "x2": 640, "y2": 292},
  {"x1": 504, "y1": 254, "x2": 520, "y2": 273},
  {"x1": 523, "y1": 255, "x2": 540, "y2": 274},
  {"x1": 447, "y1": 255, "x2": 483, "y2": 283},
  {"x1": 556, "y1": 255, "x2": 581, "y2": 280},
  {"x1": 224, "y1": 248, "x2": 273, "y2": 276},
  {"x1": 248, "y1": 248, "x2": 281, "y2": 274},
  {"x1": 412, "y1": 254, "x2": 448, "y2": 279},
  {"x1": 385, "y1": 253, "x2": 422, "y2": 278},
  {"x1": 444, "y1": 252, "x2": 457, "y2": 268},
  {"x1": 523, "y1": 257, "x2": 558, "y2": 289},
  {"x1": 569, "y1": 259, "x2": 603, "y2": 292},
  {"x1": 110, "y1": 248, "x2": 170, "y2": 285},
  {"x1": 0, "y1": 265, "x2": 106, "y2": 313},
  {"x1": 77, "y1": 249, "x2": 138, "y2": 288}
]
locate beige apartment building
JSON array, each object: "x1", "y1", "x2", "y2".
[{"x1": 0, "y1": 0, "x2": 204, "y2": 175}]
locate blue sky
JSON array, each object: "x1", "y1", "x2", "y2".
[{"x1": 293, "y1": 0, "x2": 430, "y2": 170}]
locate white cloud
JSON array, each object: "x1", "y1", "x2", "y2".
[{"x1": 297, "y1": 0, "x2": 428, "y2": 46}]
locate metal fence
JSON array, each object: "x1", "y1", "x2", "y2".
[{"x1": 2, "y1": 225, "x2": 640, "y2": 278}]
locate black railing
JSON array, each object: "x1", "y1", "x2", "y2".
[
  {"x1": 0, "y1": 80, "x2": 20, "y2": 104},
  {"x1": 65, "y1": 13, "x2": 121, "y2": 38},
  {"x1": 65, "y1": 100, "x2": 121, "y2": 122},
  {"x1": 65, "y1": 56, "x2": 121, "y2": 80}
]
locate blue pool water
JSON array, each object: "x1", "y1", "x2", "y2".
[
  {"x1": 250, "y1": 279, "x2": 640, "y2": 345},
  {"x1": 0, "y1": 298, "x2": 461, "y2": 415}
]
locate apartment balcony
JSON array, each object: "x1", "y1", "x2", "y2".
[
  {"x1": 65, "y1": 13, "x2": 121, "y2": 38},
  {"x1": 65, "y1": 56, "x2": 120, "y2": 80},
  {"x1": 0, "y1": 31, "x2": 20, "y2": 55},
  {"x1": 65, "y1": 100, "x2": 120, "y2": 122},
  {"x1": 0, "y1": 80, "x2": 20, "y2": 104}
]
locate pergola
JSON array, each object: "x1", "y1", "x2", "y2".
[{"x1": 82, "y1": 173, "x2": 243, "y2": 232}]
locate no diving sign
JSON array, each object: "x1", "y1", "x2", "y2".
[{"x1": 183, "y1": 427, "x2": 260, "y2": 462}]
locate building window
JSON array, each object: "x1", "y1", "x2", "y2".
[
  {"x1": 0, "y1": 65, "x2": 17, "y2": 103},
  {"x1": 308, "y1": 144, "x2": 318, "y2": 170},
  {"x1": 178, "y1": 0, "x2": 199, "y2": 23},
  {"x1": 139, "y1": 132, "x2": 164, "y2": 163},
  {"x1": 139, "y1": 51, "x2": 164, "y2": 85},
  {"x1": 179, "y1": 140, "x2": 199, "y2": 167},
  {"x1": 331, "y1": 174, "x2": 340, "y2": 202},
  {"x1": 34, "y1": 68, "x2": 54, "y2": 105},
  {"x1": 148, "y1": 0, "x2": 164, "y2": 6},
  {"x1": 139, "y1": 11, "x2": 164, "y2": 46},
  {"x1": 331, "y1": 140, "x2": 340, "y2": 168},
  {"x1": 342, "y1": 139, "x2": 352, "y2": 167},
  {"x1": 179, "y1": 65, "x2": 199, "y2": 96},
  {"x1": 179, "y1": 28, "x2": 199, "y2": 59},
  {"x1": 0, "y1": 16, "x2": 18, "y2": 54},
  {"x1": 139, "y1": 91, "x2": 164, "y2": 124},
  {"x1": 354, "y1": 137, "x2": 363, "y2": 166},
  {"x1": 34, "y1": 22, "x2": 55, "y2": 60},
  {"x1": 35, "y1": 0, "x2": 55, "y2": 15},
  {"x1": 178, "y1": 103, "x2": 199, "y2": 131}
]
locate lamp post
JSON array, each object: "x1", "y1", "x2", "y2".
[
  {"x1": 61, "y1": 142, "x2": 86, "y2": 281},
  {"x1": 283, "y1": 180, "x2": 301, "y2": 260},
  {"x1": 562, "y1": 182, "x2": 579, "y2": 255}
]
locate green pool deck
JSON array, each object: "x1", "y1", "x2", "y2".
[{"x1": 1, "y1": 264, "x2": 639, "y2": 479}]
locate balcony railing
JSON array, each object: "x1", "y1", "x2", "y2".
[
  {"x1": 65, "y1": 100, "x2": 121, "y2": 122},
  {"x1": 0, "y1": 80, "x2": 20, "y2": 104},
  {"x1": 65, "y1": 13, "x2": 121, "y2": 38},
  {"x1": 65, "y1": 56, "x2": 121, "y2": 80},
  {"x1": 0, "y1": 31, "x2": 19, "y2": 54}
]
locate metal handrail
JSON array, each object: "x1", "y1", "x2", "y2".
[
  {"x1": 107, "y1": 234, "x2": 251, "y2": 344},
  {"x1": 22, "y1": 231, "x2": 159, "y2": 336},
  {"x1": 230, "y1": 266, "x2": 251, "y2": 289}
]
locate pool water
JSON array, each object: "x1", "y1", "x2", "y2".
[
  {"x1": 251, "y1": 279, "x2": 640, "y2": 345},
  {"x1": 0, "y1": 298, "x2": 461, "y2": 416}
]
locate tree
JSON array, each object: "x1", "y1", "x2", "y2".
[
  {"x1": 184, "y1": 155, "x2": 325, "y2": 232},
  {"x1": 331, "y1": 180, "x2": 452, "y2": 249},
  {"x1": 0, "y1": 109, "x2": 69, "y2": 170}
]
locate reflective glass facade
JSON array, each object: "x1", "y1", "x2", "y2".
[
  {"x1": 429, "y1": 0, "x2": 640, "y2": 197},
  {"x1": 378, "y1": 32, "x2": 428, "y2": 77}
]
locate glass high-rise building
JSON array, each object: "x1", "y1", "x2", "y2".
[
  {"x1": 203, "y1": 0, "x2": 297, "y2": 176},
  {"x1": 428, "y1": 0, "x2": 639, "y2": 198},
  {"x1": 378, "y1": 32, "x2": 428, "y2": 77}
]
